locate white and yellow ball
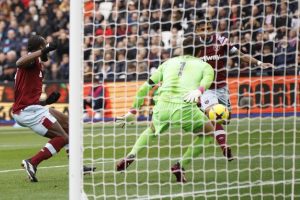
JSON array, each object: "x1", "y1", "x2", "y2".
[{"x1": 208, "y1": 104, "x2": 229, "y2": 124}]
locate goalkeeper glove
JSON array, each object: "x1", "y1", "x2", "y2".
[
  {"x1": 115, "y1": 109, "x2": 137, "y2": 128},
  {"x1": 184, "y1": 87, "x2": 204, "y2": 103},
  {"x1": 45, "y1": 92, "x2": 61, "y2": 105}
]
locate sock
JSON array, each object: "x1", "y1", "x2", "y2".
[
  {"x1": 180, "y1": 136, "x2": 211, "y2": 169},
  {"x1": 214, "y1": 123, "x2": 227, "y2": 151},
  {"x1": 30, "y1": 137, "x2": 67, "y2": 167},
  {"x1": 127, "y1": 127, "x2": 156, "y2": 157}
]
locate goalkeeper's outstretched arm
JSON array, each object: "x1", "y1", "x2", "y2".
[
  {"x1": 115, "y1": 78, "x2": 158, "y2": 127},
  {"x1": 132, "y1": 79, "x2": 157, "y2": 110}
]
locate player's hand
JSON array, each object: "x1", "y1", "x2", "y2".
[
  {"x1": 184, "y1": 89, "x2": 203, "y2": 103},
  {"x1": 41, "y1": 53, "x2": 48, "y2": 62},
  {"x1": 41, "y1": 43, "x2": 57, "y2": 55},
  {"x1": 45, "y1": 92, "x2": 61, "y2": 105},
  {"x1": 260, "y1": 62, "x2": 274, "y2": 69},
  {"x1": 115, "y1": 110, "x2": 137, "y2": 128}
]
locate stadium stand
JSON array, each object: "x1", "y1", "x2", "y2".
[{"x1": 0, "y1": 0, "x2": 299, "y2": 83}]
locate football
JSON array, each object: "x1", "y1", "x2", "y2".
[{"x1": 208, "y1": 104, "x2": 229, "y2": 124}]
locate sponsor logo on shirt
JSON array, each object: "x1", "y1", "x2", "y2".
[{"x1": 199, "y1": 55, "x2": 220, "y2": 62}]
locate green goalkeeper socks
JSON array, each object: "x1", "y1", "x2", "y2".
[
  {"x1": 180, "y1": 136, "x2": 212, "y2": 169},
  {"x1": 127, "y1": 127, "x2": 156, "y2": 157}
]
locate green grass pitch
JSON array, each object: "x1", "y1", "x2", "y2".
[{"x1": 0, "y1": 117, "x2": 299, "y2": 200}]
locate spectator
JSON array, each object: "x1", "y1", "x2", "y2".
[
  {"x1": 0, "y1": 51, "x2": 5, "y2": 77},
  {"x1": 0, "y1": 0, "x2": 298, "y2": 82},
  {"x1": 230, "y1": 4, "x2": 240, "y2": 30},
  {"x1": 116, "y1": 51, "x2": 126, "y2": 79},
  {"x1": 1, "y1": 50, "x2": 17, "y2": 82},
  {"x1": 1, "y1": 29, "x2": 20, "y2": 53},
  {"x1": 60, "y1": 54, "x2": 69, "y2": 80},
  {"x1": 56, "y1": 29, "x2": 69, "y2": 62},
  {"x1": 262, "y1": 44, "x2": 273, "y2": 64},
  {"x1": 291, "y1": 10, "x2": 300, "y2": 28},
  {"x1": 51, "y1": 9, "x2": 68, "y2": 32},
  {"x1": 243, "y1": 17, "x2": 261, "y2": 39},
  {"x1": 218, "y1": 19, "x2": 229, "y2": 37},
  {"x1": 275, "y1": 36, "x2": 296, "y2": 68},
  {"x1": 36, "y1": 17, "x2": 52, "y2": 38},
  {"x1": 264, "y1": 4, "x2": 275, "y2": 29},
  {"x1": 83, "y1": 76, "x2": 105, "y2": 119}
]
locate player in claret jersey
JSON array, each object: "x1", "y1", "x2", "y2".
[
  {"x1": 12, "y1": 35, "x2": 94, "y2": 182},
  {"x1": 190, "y1": 20, "x2": 274, "y2": 161}
]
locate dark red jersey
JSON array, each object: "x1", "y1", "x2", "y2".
[
  {"x1": 12, "y1": 58, "x2": 43, "y2": 113},
  {"x1": 197, "y1": 34, "x2": 237, "y2": 89}
]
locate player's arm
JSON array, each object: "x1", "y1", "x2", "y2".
[
  {"x1": 218, "y1": 35, "x2": 273, "y2": 69},
  {"x1": 184, "y1": 63, "x2": 214, "y2": 103},
  {"x1": 115, "y1": 79, "x2": 157, "y2": 127},
  {"x1": 237, "y1": 50, "x2": 273, "y2": 68},
  {"x1": 16, "y1": 43, "x2": 57, "y2": 68},
  {"x1": 16, "y1": 50, "x2": 42, "y2": 68},
  {"x1": 199, "y1": 63, "x2": 214, "y2": 90},
  {"x1": 40, "y1": 92, "x2": 61, "y2": 106},
  {"x1": 132, "y1": 64, "x2": 163, "y2": 110},
  {"x1": 228, "y1": 45, "x2": 273, "y2": 69},
  {"x1": 115, "y1": 65, "x2": 163, "y2": 127}
]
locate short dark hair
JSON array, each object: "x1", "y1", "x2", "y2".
[
  {"x1": 195, "y1": 18, "x2": 212, "y2": 28},
  {"x1": 27, "y1": 35, "x2": 45, "y2": 52},
  {"x1": 183, "y1": 36, "x2": 201, "y2": 56}
]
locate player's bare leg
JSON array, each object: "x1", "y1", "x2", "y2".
[{"x1": 49, "y1": 108, "x2": 96, "y2": 174}]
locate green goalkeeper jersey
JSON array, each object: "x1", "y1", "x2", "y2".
[{"x1": 133, "y1": 55, "x2": 214, "y2": 108}]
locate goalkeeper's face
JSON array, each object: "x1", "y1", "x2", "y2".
[{"x1": 196, "y1": 22, "x2": 213, "y2": 41}]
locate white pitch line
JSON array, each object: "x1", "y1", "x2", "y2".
[
  {"x1": 130, "y1": 178, "x2": 300, "y2": 200},
  {"x1": 0, "y1": 159, "x2": 115, "y2": 174},
  {"x1": 0, "y1": 164, "x2": 68, "y2": 173}
]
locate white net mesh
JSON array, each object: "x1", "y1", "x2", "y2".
[{"x1": 81, "y1": 0, "x2": 300, "y2": 199}]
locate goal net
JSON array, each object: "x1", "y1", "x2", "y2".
[{"x1": 70, "y1": 0, "x2": 300, "y2": 199}]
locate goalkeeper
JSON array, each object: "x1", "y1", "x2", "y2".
[{"x1": 116, "y1": 36, "x2": 215, "y2": 182}]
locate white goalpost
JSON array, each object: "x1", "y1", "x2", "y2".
[
  {"x1": 69, "y1": 0, "x2": 300, "y2": 199},
  {"x1": 69, "y1": 0, "x2": 84, "y2": 199}
]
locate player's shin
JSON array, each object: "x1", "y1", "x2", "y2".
[
  {"x1": 127, "y1": 127, "x2": 156, "y2": 157},
  {"x1": 214, "y1": 123, "x2": 234, "y2": 161},
  {"x1": 179, "y1": 136, "x2": 211, "y2": 169},
  {"x1": 30, "y1": 136, "x2": 67, "y2": 167},
  {"x1": 117, "y1": 127, "x2": 156, "y2": 171},
  {"x1": 214, "y1": 123, "x2": 227, "y2": 151}
]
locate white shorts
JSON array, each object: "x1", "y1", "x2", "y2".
[
  {"x1": 200, "y1": 86, "x2": 231, "y2": 111},
  {"x1": 13, "y1": 105, "x2": 57, "y2": 136}
]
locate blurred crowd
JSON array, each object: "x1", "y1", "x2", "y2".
[
  {"x1": 0, "y1": 0, "x2": 69, "y2": 82},
  {"x1": 83, "y1": 0, "x2": 300, "y2": 81},
  {"x1": 0, "y1": 0, "x2": 299, "y2": 83}
]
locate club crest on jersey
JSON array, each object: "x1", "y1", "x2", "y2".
[{"x1": 213, "y1": 44, "x2": 220, "y2": 52}]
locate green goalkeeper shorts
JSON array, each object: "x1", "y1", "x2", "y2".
[{"x1": 152, "y1": 101, "x2": 209, "y2": 135}]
